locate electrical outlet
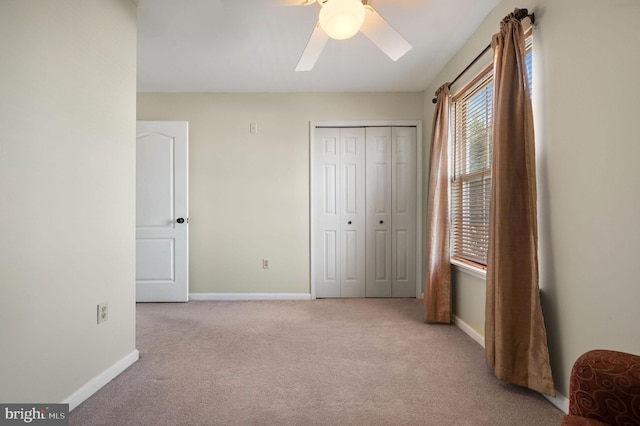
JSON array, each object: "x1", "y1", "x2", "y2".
[
  {"x1": 262, "y1": 258, "x2": 270, "y2": 269},
  {"x1": 97, "y1": 303, "x2": 108, "y2": 324}
]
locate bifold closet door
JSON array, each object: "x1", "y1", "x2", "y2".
[
  {"x1": 313, "y1": 126, "x2": 416, "y2": 298},
  {"x1": 365, "y1": 127, "x2": 417, "y2": 297},
  {"x1": 313, "y1": 127, "x2": 366, "y2": 298}
]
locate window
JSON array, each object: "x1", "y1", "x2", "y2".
[
  {"x1": 451, "y1": 70, "x2": 493, "y2": 266},
  {"x1": 450, "y1": 36, "x2": 532, "y2": 268}
]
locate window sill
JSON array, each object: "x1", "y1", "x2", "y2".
[{"x1": 451, "y1": 258, "x2": 487, "y2": 280}]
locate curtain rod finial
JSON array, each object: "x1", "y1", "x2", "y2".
[{"x1": 514, "y1": 8, "x2": 535, "y2": 24}]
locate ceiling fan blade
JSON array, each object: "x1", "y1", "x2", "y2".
[
  {"x1": 219, "y1": 0, "x2": 311, "y2": 6},
  {"x1": 295, "y1": 23, "x2": 329, "y2": 72},
  {"x1": 280, "y1": 0, "x2": 315, "y2": 5},
  {"x1": 360, "y1": 6, "x2": 412, "y2": 61}
]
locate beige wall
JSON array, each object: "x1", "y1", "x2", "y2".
[
  {"x1": 424, "y1": 0, "x2": 640, "y2": 397},
  {"x1": 137, "y1": 93, "x2": 424, "y2": 294},
  {"x1": 451, "y1": 268, "x2": 486, "y2": 335},
  {"x1": 0, "y1": 0, "x2": 137, "y2": 404}
]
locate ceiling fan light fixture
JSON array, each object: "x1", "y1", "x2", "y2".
[{"x1": 319, "y1": 0, "x2": 366, "y2": 40}]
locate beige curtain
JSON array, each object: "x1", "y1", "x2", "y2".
[
  {"x1": 485, "y1": 9, "x2": 555, "y2": 396},
  {"x1": 425, "y1": 84, "x2": 451, "y2": 324}
]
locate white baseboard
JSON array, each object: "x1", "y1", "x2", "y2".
[
  {"x1": 544, "y1": 391, "x2": 569, "y2": 414},
  {"x1": 453, "y1": 315, "x2": 486, "y2": 348},
  {"x1": 189, "y1": 293, "x2": 312, "y2": 301},
  {"x1": 64, "y1": 349, "x2": 139, "y2": 411},
  {"x1": 452, "y1": 315, "x2": 568, "y2": 414}
]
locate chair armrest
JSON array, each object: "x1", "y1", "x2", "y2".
[{"x1": 567, "y1": 350, "x2": 640, "y2": 425}]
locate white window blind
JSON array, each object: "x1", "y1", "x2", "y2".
[{"x1": 451, "y1": 70, "x2": 493, "y2": 266}]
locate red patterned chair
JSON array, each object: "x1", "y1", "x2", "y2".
[{"x1": 561, "y1": 350, "x2": 640, "y2": 425}]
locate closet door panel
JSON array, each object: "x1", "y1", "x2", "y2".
[
  {"x1": 314, "y1": 128, "x2": 341, "y2": 297},
  {"x1": 339, "y1": 128, "x2": 366, "y2": 297},
  {"x1": 391, "y1": 127, "x2": 417, "y2": 297},
  {"x1": 365, "y1": 127, "x2": 392, "y2": 297}
]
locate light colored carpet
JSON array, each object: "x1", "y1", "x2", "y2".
[{"x1": 70, "y1": 299, "x2": 564, "y2": 425}]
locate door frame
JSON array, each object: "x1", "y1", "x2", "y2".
[{"x1": 310, "y1": 120, "x2": 423, "y2": 299}]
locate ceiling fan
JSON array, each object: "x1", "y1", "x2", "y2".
[{"x1": 293, "y1": 0, "x2": 413, "y2": 71}]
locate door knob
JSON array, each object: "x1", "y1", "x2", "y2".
[
  {"x1": 380, "y1": 220, "x2": 384, "y2": 224},
  {"x1": 347, "y1": 221, "x2": 352, "y2": 225},
  {"x1": 176, "y1": 218, "x2": 185, "y2": 224}
]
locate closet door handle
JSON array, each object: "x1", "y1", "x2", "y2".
[
  {"x1": 380, "y1": 220, "x2": 384, "y2": 224},
  {"x1": 347, "y1": 221, "x2": 352, "y2": 225}
]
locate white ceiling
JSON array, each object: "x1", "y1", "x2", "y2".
[{"x1": 136, "y1": 0, "x2": 501, "y2": 93}]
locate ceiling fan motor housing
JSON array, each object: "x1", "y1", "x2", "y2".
[{"x1": 319, "y1": 0, "x2": 366, "y2": 40}]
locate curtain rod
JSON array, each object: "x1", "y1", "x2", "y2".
[{"x1": 431, "y1": 9, "x2": 534, "y2": 104}]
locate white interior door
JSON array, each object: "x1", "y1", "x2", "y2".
[{"x1": 136, "y1": 121, "x2": 189, "y2": 302}]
